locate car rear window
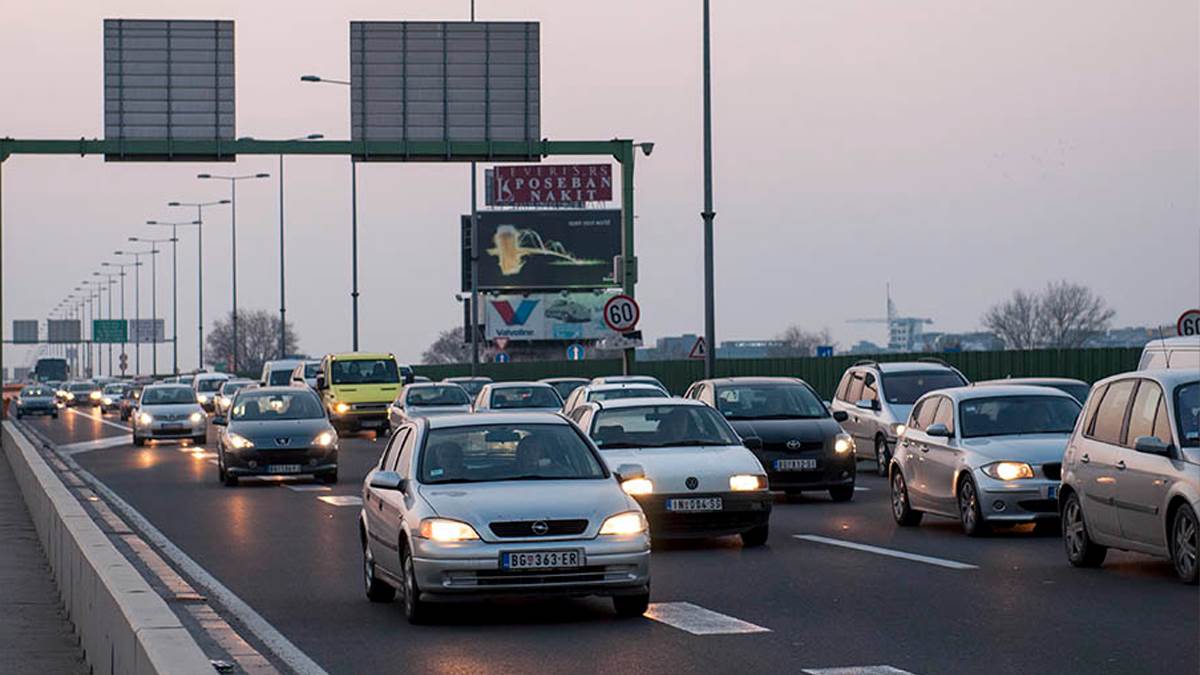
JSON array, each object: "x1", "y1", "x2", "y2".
[{"x1": 419, "y1": 424, "x2": 605, "y2": 484}]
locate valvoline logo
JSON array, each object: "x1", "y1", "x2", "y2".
[{"x1": 492, "y1": 299, "x2": 539, "y2": 326}]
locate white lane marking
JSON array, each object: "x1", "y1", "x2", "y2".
[
  {"x1": 58, "y1": 435, "x2": 131, "y2": 455},
  {"x1": 794, "y1": 535, "x2": 978, "y2": 570},
  {"x1": 644, "y1": 602, "x2": 770, "y2": 635},
  {"x1": 317, "y1": 495, "x2": 362, "y2": 507},
  {"x1": 854, "y1": 487, "x2": 870, "y2": 492},
  {"x1": 806, "y1": 662, "x2": 916, "y2": 667},
  {"x1": 66, "y1": 462, "x2": 330, "y2": 675},
  {"x1": 285, "y1": 485, "x2": 332, "y2": 492},
  {"x1": 206, "y1": 459, "x2": 219, "y2": 465},
  {"x1": 66, "y1": 407, "x2": 132, "y2": 432}
]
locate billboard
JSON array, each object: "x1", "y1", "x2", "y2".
[
  {"x1": 350, "y1": 21, "x2": 540, "y2": 156},
  {"x1": 47, "y1": 320, "x2": 82, "y2": 344},
  {"x1": 12, "y1": 321, "x2": 38, "y2": 344},
  {"x1": 129, "y1": 319, "x2": 165, "y2": 343},
  {"x1": 474, "y1": 209, "x2": 621, "y2": 290},
  {"x1": 485, "y1": 291, "x2": 621, "y2": 341},
  {"x1": 103, "y1": 19, "x2": 235, "y2": 160},
  {"x1": 493, "y1": 164, "x2": 612, "y2": 205}
]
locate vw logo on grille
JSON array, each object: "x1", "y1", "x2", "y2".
[
  {"x1": 275, "y1": 438, "x2": 290, "y2": 446},
  {"x1": 786, "y1": 439, "x2": 803, "y2": 450},
  {"x1": 531, "y1": 521, "x2": 550, "y2": 535},
  {"x1": 685, "y1": 477, "x2": 699, "y2": 490}
]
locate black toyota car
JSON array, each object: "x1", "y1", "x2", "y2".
[{"x1": 683, "y1": 377, "x2": 857, "y2": 501}]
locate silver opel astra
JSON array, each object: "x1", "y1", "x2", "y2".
[{"x1": 359, "y1": 412, "x2": 652, "y2": 623}]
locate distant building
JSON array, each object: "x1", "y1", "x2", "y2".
[
  {"x1": 847, "y1": 340, "x2": 886, "y2": 355},
  {"x1": 719, "y1": 340, "x2": 787, "y2": 359},
  {"x1": 913, "y1": 331, "x2": 1004, "y2": 353},
  {"x1": 1086, "y1": 325, "x2": 1177, "y2": 348}
]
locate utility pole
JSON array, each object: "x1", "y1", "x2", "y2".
[{"x1": 701, "y1": 0, "x2": 717, "y2": 379}]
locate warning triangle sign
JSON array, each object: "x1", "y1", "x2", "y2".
[{"x1": 688, "y1": 336, "x2": 708, "y2": 360}]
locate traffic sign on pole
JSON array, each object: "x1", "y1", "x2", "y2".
[
  {"x1": 567, "y1": 343, "x2": 586, "y2": 361},
  {"x1": 494, "y1": 337, "x2": 510, "y2": 351},
  {"x1": 93, "y1": 319, "x2": 128, "y2": 344},
  {"x1": 688, "y1": 336, "x2": 708, "y2": 360},
  {"x1": 1177, "y1": 309, "x2": 1200, "y2": 337},
  {"x1": 603, "y1": 294, "x2": 640, "y2": 333},
  {"x1": 118, "y1": 352, "x2": 128, "y2": 374},
  {"x1": 494, "y1": 352, "x2": 510, "y2": 364}
]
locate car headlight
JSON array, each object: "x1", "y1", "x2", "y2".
[
  {"x1": 226, "y1": 432, "x2": 255, "y2": 450},
  {"x1": 89, "y1": 391, "x2": 102, "y2": 400},
  {"x1": 65, "y1": 392, "x2": 75, "y2": 401},
  {"x1": 834, "y1": 433, "x2": 855, "y2": 454},
  {"x1": 197, "y1": 394, "x2": 209, "y2": 404},
  {"x1": 621, "y1": 477, "x2": 654, "y2": 495},
  {"x1": 981, "y1": 461, "x2": 1035, "y2": 481},
  {"x1": 729, "y1": 474, "x2": 767, "y2": 491},
  {"x1": 137, "y1": 412, "x2": 153, "y2": 426},
  {"x1": 313, "y1": 430, "x2": 337, "y2": 447},
  {"x1": 418, "y1": 518, "x2": 480, "y2": 542},
  {"x1": 102, "y1": 397, "x2": 114, "y2": 406},
  {"x1": 890, "y1": 422, "x2": 907, "y2": 437},
  {"x1": 600, "y1": 511, "x2": 647, "y2": 536},
  {"x1": 189, "y1": 412, "x2": 205, "y2": 424},
  {"x1": 333, "y1": 401, "x2": 351, "y2": 414}
]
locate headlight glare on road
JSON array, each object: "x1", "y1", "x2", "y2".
[
  {"x1": 189, "y1": 412, "x2": 204, "y2": 424},
  {"x1": 890, "y1": 422, "x2": 907, "y2": 437},
  {"x1": 600, "y1": 511, "x2": 647, "y2": 536},
  {"x1": 982, "y1": 461, "x2": 1034, "y2": 481},
  {"x1": 729, "y1": 474, "x2": 766, "y2": 491},
  {"x1": 137, "y1": 412, "x2": 153, "y2": 426},
  {"x1": 418, "y1": 518, "x2": 480, "y2": 542},
  {"x1": 621, "y1": 477, "x2": 654, "y2": 495},
  {"x1": 834, "y1": 433, "x2": 855, "y2": 454},
  {"x1": 227, "y1": 432, "x2": 255, "y2": 450},
  {"x1": 313, "y1": 430, "x2": 336, "y2": 447},
  {"x1": 333, "y1": 401, "x2": 351, "y2": 414}
]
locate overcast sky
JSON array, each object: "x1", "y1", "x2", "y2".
[{"x1": 3, "y1": 1, "x2": 1197, "y2": 373}]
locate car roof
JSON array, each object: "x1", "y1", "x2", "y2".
[
  {"x1": 974, "y1": 377, "x2": 1087, "y2": 387},
  {"x1": 144, "y1": 383, "x2": 192, "y2": 390},
  {"x1": 540, "y1": 377, "x2": 589, "y2": 383},
  {"x1": 855, "y1": 361, "x2": 960, "y2": 374},
  {"x1": 240, "y1": 385, "x2": 312, "y2": 395},
  {"x1": 425, "y1": 411, "x2": 569, "y2": 429},
  {"x1": 1098, "y1": 368, "x2": 1199, "y2": 389},
  {"x1": 702, "y1": 376, "x2": 805, "y2": 386},
  {"x1": 406, "y1": 382, "x2": 460, "y2": 389},
  {"x1": 586, "y1": 382, "x2": 665, "y2": 392},
  {"x1": 264, "y1": 359, "x2": 303, "y2": 369},
  {"x1": 444, "y1": 376, "x2": 492, "y2": 382},
  {"x1": 488, "y1": 381, "x2": 556, "y2": 390},
  {"x1": 1143, "y1": 336, "x2": 1200, "y2": 349},
  {"x1": 937, "y1": 384, "x2": 1078, "y2": 402},
  {"x1": 193, "y1": 372, "x2": 229, "y2": 380},
  {"x1": 328, "y1": 352, "x2": 394, "y2": 360},
  {"x1": 591, "y1": 397, "x2": 707, "y2": 410}
]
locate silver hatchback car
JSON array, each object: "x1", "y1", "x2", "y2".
[
  {"x1": 359, "y1": 413, "x2": 652, "y2": 623},
  {"x1": 1059, "y1": 369, "x2": 1199, "y2": 584}
]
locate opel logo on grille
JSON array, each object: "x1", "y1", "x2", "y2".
[
  {"x1": 531, "y1": 521, "x2": 550, "y2": 535},
  {"x1": 786, "y1": 439, "x2": 803, "y2": 450},
  {"x1": 275, "y1": 438, "x2": 290, "y2": 446},
  {"x1": 685, "y1": 477, "x2": 699, "y2": 490}
]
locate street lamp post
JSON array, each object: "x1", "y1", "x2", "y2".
[
  {"x1": 143, "y1": 222, "x2": 197, "y2": 376},
  {"x1": 114, "y1": 250, "x2": 156, "y2": 375},
  {"x1": 130, "y1": 236, "x2": 174, "y2": 376},
  {"x1": 102, "y1": 261, "x2": 136, "y2": 376},
  {"x1": 196, "y1": 174, "x2": 270, "y2": 374},
  {"x1": 93, "y1": 271, "x2": 119, "y2": 375},
  {"x1": 701, "y1": 0, "x2": 717, "y2": 379},
  {"x1": 273, "y1": 134, "x2": 322, "y2": 359},
  {"x1": 165, "y1": 201, "x2": 230, "y2": 370}
]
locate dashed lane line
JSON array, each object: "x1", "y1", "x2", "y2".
[
  {"x1": 58, "y1": 435, "x2": 133, "y2": 455},
  {"x1": 66, "y1": 407, "x2": 132, "y2": 432},
  {"x1": 804, "y1": 667, "x2": 918, "y2": 675},
  {"x1": 284, "y1": 485, "x2": 332, "y2": 492},
  {"x1": 643, "y1": 602, "x2": 770, "y2": 635},
  {"x1": 793, "y1": 535, "x2": 978, "y2": 570},
  {"x1": 317, "y1": 495, "x2": 362, "y2": 507}
]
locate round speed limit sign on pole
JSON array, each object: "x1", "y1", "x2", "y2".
[
  {"x1": 604, "y1": 294, "x2": 641, "y2": 333},
  {"x1": 1178, "y1": 309, "x2": 1200, "y2": 337}
]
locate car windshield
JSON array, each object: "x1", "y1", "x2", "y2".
[
  {"x1": 330, "y1": 359, "x2": 399, "y2": 385},
  {"x1": 68, "y1": 383, "x2": 95, "y2": 393},
  {"x1": 958, "y1": 396, "x2": 1081, "y2": 439},
  {"x1": 141, "y1": 387, "x2": 196, "y2": 405},
  {"x1": 267, "y1": 369, "x2": 292, "y2": 386},
  {"x1": 882, "y1": 370, "x2": 966, "y2": 405},
  {"x1": 220, "y1": 381, "x2": 252, "y2": 395},
  {"x1": 303, "y1": 363, "x2": 319, "y2": 378},
  {"x1": 22, "y1": 387, "x2": 52, "y2": 397},
  {"x1": 231, "y1": 391, "x2": 324, "y2": 421},
  {"x1": 591, "y1": 405, "x2": 741, "y2": 448},
  {"x1": 196, "y1": 378, "x2": 226, "y2": 392},
  {"x1": 716, "y1": 384, "x2": 827, "y2": 419},
  {"x1": 406, "y1": 386, "x2": 471, "y2": 407},
  {"x1": 1049, "y1": 383, "x2": 1092, "y2": 404},
  {"x1": 490, "y1": 386, "x2": 562, "y2": 409},
  {"x1": 589, "y1": 387, "x2": 669, "y2": 403},
  {"x1": 1177, "y1": 382, "x2": 1199, "y2": 447},
  {"x1": 102, "y1": 384, "x2": 127, "y2": 395},
  {"x1": 419, "y1": 423, "x2": 606, "y2": 484},
  {"x1": 547, "y1": 380, "x2": 587, "y2": 400}
]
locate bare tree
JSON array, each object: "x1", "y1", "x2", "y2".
[
  {"x1": 1038, "y1": 280, "x2": 1115, "y2": 348},
  {"x1": 422, "y1": 327, "x2": 473, "y2": 365},
  {"x1": 983, "y1": 289, "x2": 1042, "y2": 349},
  {"x1": 770, "y1": 326, "x2": 833, "y2": 357},
  {"x1": 206, "y1": 310, "x2": 298, "y2": 376}
]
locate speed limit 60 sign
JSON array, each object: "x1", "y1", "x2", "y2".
[
  {"x1": 603, "y1": 294, "x2": 640, "y2": 333},
  {"x1": 1178, "y1": 309, "x2": 1200, "y2": 336}
]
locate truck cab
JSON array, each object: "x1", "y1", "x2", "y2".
[{"x1": 315, "y1": 352, "x2": 411, "y2": 435}]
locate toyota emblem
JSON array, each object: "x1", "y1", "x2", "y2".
[
  {"x1": 786, "y1": 439, "x2": 803, "y2": 451},
  {"x1": 531, "y1": 521, "x2": 550, "y2": 535},
  {"x1": 685, "y1": 477, "x2": 699, "y2": 490}
]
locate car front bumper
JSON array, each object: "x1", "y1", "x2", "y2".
[
  {"x1": 976, "y1": 474, "x2": 1061, "y2": 522},
  {"x1": 134, "y1": 420, "x2": 207, "y2": 440},
  {"x1": 411, "y1": 534, "x2": 650, "y2": 601},
  {"x1": 758, "y1": 451, "x2": 856, "y2": 491},
  {"x1": 16, "y1": 402, "x2": 58, "y2": 415},
  {"x1": 634, "y1": 491, "x2": 772, "y2": 539},
  {"x1": 223, "y1": 447, "x2": 337, "y2": 477},
  {"x1": 329, "y1": 409, "x2": 389, "y2": 432}
]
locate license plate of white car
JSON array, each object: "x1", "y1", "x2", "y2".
[
  {"x1": 163, "y1": 423, "x2": 183, "y2": 430},
  {"x1": 775, "y1": 458, "x2": 818, "y2": 471},
  {"x1": 501, "y1": 550, "x2": 584, "y2": 570},
  {"x1": 666, "y1": 497, "x2": 723, "y2": 512},
  {"x1": 267, "y1": 464, "x2": 302, "y2": 474}
]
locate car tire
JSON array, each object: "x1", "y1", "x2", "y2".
[
  {"x1": 222, "y1": 462, "x2": 239, "y2": 487},
  {"x1": 875, "y1": 436, "x2": 890, "y2": 477},
  {"x1": 612, "y1": 592, "x2": 650, "y2": 618},
  {"x1": 51, "y1": 412, "x2": 58, "y2": 419},
  {"x1": 829, "y1": 486, "x2": 855, "y2": 502},
  {"x1": 740, "y1": 524, "x2": 769, "y2": 547},
  {"x1": 320, "y1": 471, "x2": 338, "y2": 485},
  {"x1": 363, "y1": 536, "x2": 396, "y2": 603},
  {"x1": 957, "y1": 476, "x2": 990, "y2": 537},
  {"x1": 133, "y1": 435, "x2": 145, "y2": 447},
  {"x1": 192, "y1": 434, "x2": 206, "y2": 445},
  {"x1": 1062, "y1": 491, "x2": 1106, "y2": 568},
  {"x1": 15, "y1": 412, "x2": 22, "y2": 420},
  {"x1": 400, "y1": 544, "x2": 431, "y2": 624},
  {"x1": 890, "y1": 469, "x2": 923, "y2": 526},
  {"x1": 1170, "y1": 503, "x2": 1198, "y2": 585}
]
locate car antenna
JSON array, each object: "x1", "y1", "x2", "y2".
[{"x1": 1154, "y1": 324, "x2": 1171, "y2": 369}]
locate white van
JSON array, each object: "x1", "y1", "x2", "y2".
[{"x1": 1139, "y1": 336, "x2": 1200, "y2": 370}]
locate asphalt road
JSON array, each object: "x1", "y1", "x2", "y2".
[{"x1": 24, "y1": 407, "x2": 1199, "y2": 675}]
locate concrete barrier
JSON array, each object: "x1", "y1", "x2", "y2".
[{"x1": 2, "y1": 421, "x2": 213, "y2": 675}]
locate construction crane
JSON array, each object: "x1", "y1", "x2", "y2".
[{"x1": 847, "y1": 284, "x2": 933, "y2": 352}]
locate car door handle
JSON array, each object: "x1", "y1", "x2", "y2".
[
  {"x1": 1080, "y1": 454, "x2": 1090, "y2": 464},
  {"x1": 1116, "y1": 460, "x2": 1126, "y2": 471}
]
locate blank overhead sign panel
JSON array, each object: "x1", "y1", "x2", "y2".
[
  {"x1": 103, "y1": 19, "x2": 235, "y2": 161},
  {"x1": 350, "y1": 21, "x2": 540, "y2": 160}
]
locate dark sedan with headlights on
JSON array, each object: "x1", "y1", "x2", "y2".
[
  {"x1": 14, "y1": 385, "x2": 60, "y2": 419},
  {"x1": 685, "y1": 377, "x2": 857, "y2": 501},
  {"x1": 213, "y1": 386, "x2": 339, "y2": 487}
]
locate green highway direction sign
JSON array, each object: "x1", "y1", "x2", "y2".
[{"x1": 92, "y1": 319, "x2": 128, "y2": 344}]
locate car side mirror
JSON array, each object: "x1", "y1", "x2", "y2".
[
  {"x1": 743, "y1": 436, "x2": 764, "y2": 451},
  {"x1": 315, "y1": 374, "x2": 326, "y2": 390},
  {"x1": 855, "y1": 399, "x2": 877, "y2": 411},
  {"x1": 1133, "y1": 436, "x2": 1172, "y2": 456},
  {"x1": 211, "y1": 415, "x2": 227, "y2": 426},
  {"x1": 614, "y1": 463, "x2": 645, "y2": 482},
  {"x1": 369, "y1": 470, "x2": 405, "y2": 491},
  {"x1": 926, "y1": 423, "x2": 952, "y2": 438},
  {"x1": 833, "y1": 410, "x2": 849, "y2": 423}
]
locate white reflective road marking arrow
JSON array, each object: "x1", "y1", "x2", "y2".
[
  {"x1": 794, "y1": 535, "x2": 978, "y2": 570},
  {"x1": 644, "y1": 602, "x2": 770, "y2": 635}
]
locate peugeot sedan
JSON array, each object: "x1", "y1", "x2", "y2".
[
  {"x1": 132, "y1": 384, "x2": 208, "y2": 446},
  {"x1": 359, "y1": 413, "x2": 651, "y2": 623},
  {"x1": 213, "y1": 386, "x2": 338, "y2": 486},
  {"x1": 387, "y1": 383, "x2": 472, "y2": 426},
  {"x1": 890, "y1": 385, "x2": 1081, "y2": 536}
]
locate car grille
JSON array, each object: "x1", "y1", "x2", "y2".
[
  {"x1": 765, "y1": 441, "x2": 824, "y2": 453},
  {"x1": 1041, "y1": 463, "x2": 1062, "y2": 481},
  {"x1": 445, "y1": 566, "x2": 637, "y2": 588},
  {"x1": 653, "y1": 511, "x2": 765, "y2": 534},
  {"x1": 155, "y1": 413, "x2": 190, "y2": 422},
  {"x1": 489, "y1": 519, "x2": 588, "y2": 538},
  {"x1": 1017, "y1": 499, "x2": 1059, "y2": 514},
  {"x1": 352, "y1": 402, "x2": 388, "y2": 412}
]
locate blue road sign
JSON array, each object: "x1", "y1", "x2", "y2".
[
  {"x1": 567, "y1": 343, "x2": 586, "y2": 361},
  {"x1": 816, "y1": 345, "x2": 834, "y2": 357},
  {"x1": 494, "y1": 352, "x2": 511, "y2": 363}
]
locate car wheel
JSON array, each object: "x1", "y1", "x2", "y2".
[
  {"x1": 829, "y1": 486, "x2": 854, "y2": 502},
  {"x1": 51, "y1": 412, "x2": 58, "y2": 419},
  {"x1": 222, "y1": 458, "x2": 239, "y2": 487},
  {"x1": 363, "y1": 535, "x2": 396, "y2": 602},
  {"x1": 1062, "y1": 491, "x2": 1106, "y2": 568},
  {"x1": 132, "y1": 435, "x2": 145, "y2": 447},
  {"x1": 192, "y1": 434, "x2": 207, "y2": 445},
  {"x1": 957, "y1": 476, "x2": 990, "y2": 537},
  {"x1": 890, "y1": 470, "x2": 923, "y2": 526},
  {"x1": 612, "y1": 591, "x2": 650, "y2": 618},
  {"x1": 1170, "y1": 503, "x2": 1198, "y2": 585},
  {"x1": 740, "y1": 524, "x2": 769, "y2": 547},
  {"x1": 875, "y1": 437, "x2": 890, "y2": 477},
  {"x1": 320, "y1": 471, "x2": 338, "y2": 485},
  {"x1": 15, "y1": 412, "x2": 22, "y2": 420},
  {"x1": 400, "y1": 544, "x2": 431, "y2": 624}
]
